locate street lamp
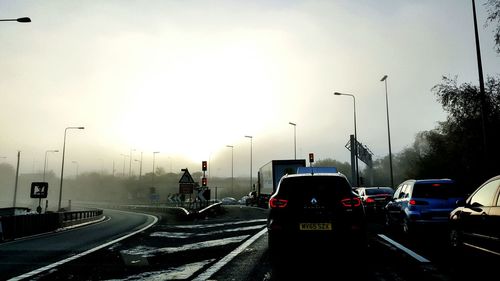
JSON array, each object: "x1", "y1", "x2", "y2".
[
  {"x1": 152, "y1": 151, "x2": 160, "y2": 188},
  {"x1": 120, "y1": 154, "x2": 129, "y2": 177},
  {"x1": 226, "y1": 145, "x2": 234, "y2": 195},
  {"x1": 43, "y1": 150, "x2": 59, "y2": 181},
  {"x1": 380, "y1": 75, "x2": 394, "y2": 188},
  {"x1": 72, "y1": 161, "x2": 79, "y2": 178},
  {"x1": 58, "y1": 126, "x2": 84, "y2": 211},
  {"x1": 136, "y1": 151, "x2": 143, "y2": 182},
  {"x1": 245, "y1": 135, "x2": 253, "y2": 191},
  {"x1": 129, "y1": 148, "x2": 136, "y2": 177},
  {"x1": 333, "y1": 92, "x2": 359, "y2": 186},
  {"x1": 471, "y1": 0, "x2": 488, "y2": 172},
  {"x1": 289, "y1": 122, "x2": 297, "y2": 160},
  {"x1": 0, "y1": 17, "x2": 31, "y2": 23}
]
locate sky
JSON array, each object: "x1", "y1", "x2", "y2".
[{"x1": 0, "y1": 0, "x2": 499, "y2": 179}]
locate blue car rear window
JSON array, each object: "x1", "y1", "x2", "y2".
[{"x1": 412, "y1": 182, "x2": 462, "y2": 198}]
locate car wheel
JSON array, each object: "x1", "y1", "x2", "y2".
[
  {"x1": 384, "y1": 212, "x2": 389, "y2": 225},
  {"x1": 402, "y1": 218, "x2": 411, "y2": 235},
  {"x1": 449, "y1": 228, "x2": 462, "y2": 248}
]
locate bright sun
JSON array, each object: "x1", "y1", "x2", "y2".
[{"x1": 116, "y1": 39, "x2": 280, "y2": 163}]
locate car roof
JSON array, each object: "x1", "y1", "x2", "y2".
[
  {"x1": 283, "y1": 172, "x2": 347, "y2": 179},
  {"x1": 404, "y1": 179, "x2": 455, "y2": 184}
]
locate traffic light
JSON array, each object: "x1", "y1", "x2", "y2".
[
  {"x1": 202, "y1": 161, "x2": 207, "y2": 171},
  {"x1": 202, "y1": 177, "x2": 207, "y2": 187},
  {"x1": 309, "y1": 153, "x2": 314, "y2": 163}
]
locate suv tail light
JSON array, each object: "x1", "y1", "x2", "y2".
[
  {"x1": 409, "y1": 199, "x2": 429, "y2": 205},
  {"x1": 269, "y1": 197, "x2": 288, "y2": 209},
  {"x1": 341, "y1": 197, "x2": 361, "y2": 207},
  {"x1": 365, "y1": 197, "x2": 375, "y2": 203}
]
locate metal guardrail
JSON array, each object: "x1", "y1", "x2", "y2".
[
  {"x1": 0, "y1": 209, "x2": 103, "y2": 241},
  {"x1": 62, "y1": 209, "x2": 103, "y2": 223}
]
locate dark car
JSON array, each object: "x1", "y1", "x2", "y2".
[
  {"x1": 267, "y1": 172, "x2": 367, "y2": 254},
  {"x1": 356, "y1": 187, "x2": 394, "y2": 216},
  {"x1": 449, "y1": 175, "x2": 500, "y2": 256},
  {"x1": 385, "y1": 179, "x2": 464, "y2": 235}
]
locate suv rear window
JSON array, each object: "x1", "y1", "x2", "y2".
[
  {"x1": 277, "y1": 176, "x2": 352, "y2": 203},
  {"x1": 412, "y1": 182, "x2": 462, "y2": 198},
  {"x1": 365, "y1": 188, "x2": 393, "y2": 195}
]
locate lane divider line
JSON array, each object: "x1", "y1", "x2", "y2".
[
  {"x1": 193, "y1": 227, "x2": 267, "y2": 281},
  {"x1": 464, "y1": 242, "x2": 500, "y2": 256},
  {"x1": 8, "y1": 212, "x2": 158, "y2": 281},
  {"x1": 377, "y1": 234, "x2": 431, "y2": 263}
]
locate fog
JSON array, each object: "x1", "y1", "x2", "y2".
[{"x1": 1, "y1": 1, "x2": 499, "y2": 203}]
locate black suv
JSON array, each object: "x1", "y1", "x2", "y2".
[{"x1": 267, "y1": 172, "x2": 367, "y2": 253}]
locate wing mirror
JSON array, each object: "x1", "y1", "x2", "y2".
[{"x1": 455, "y1": 199, "x2": 466, "y2": 207}]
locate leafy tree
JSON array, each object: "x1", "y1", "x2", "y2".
[
  {"x1": 486, "y1": 0, "x2": 500, "y2": 53},
  {"x1": 315, "y1": 158, "x2": 352, "y2": 183}
]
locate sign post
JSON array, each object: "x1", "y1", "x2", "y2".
[{"x1": 30, "y1": 182, "x2": 48, "y2": 214}]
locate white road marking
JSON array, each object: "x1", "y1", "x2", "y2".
[
  {"x1": 122, "y1": 235, "x2": 250, "y2": 257},
  {"x1": 192, "y1": 228, "x2": 268, "y2": 281},
  {"x1": 377, "y1": 234, "x2": 431, "y2": 263},
  {"x1": 464, "y1": 242, "x2": 500, "y2": 256},
  {"x1": 104, "y1": 259, "x2": 216, "y2": 281},
  {"x1": 168, "y1": 219, "x2": 267, "y2": 229},
  {"x1": 8, "y1": 211, "x2": 158, "y2": 281},
  {"x1": 151, "y1": 224, "x2": 265, "y2": 238}
]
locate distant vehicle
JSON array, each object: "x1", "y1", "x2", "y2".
[
  {"x1": 238, "y1": 195, "x2": 250, "y2": 205},
  {"x1": 356, "y1": 187, "x2": 394, "y2": 216},
  {"x1": 449, "y1": 175, "x2": 500, "y2": 255},
  {"x1": 296, "y1": 166, "x2": 338, "y2": 174},
  {"x1": 267, "y1": 171, "x2": 367, "y2": 256},
  {"x1": 257, "y1": 159, "x2": 306, "y2": 208},
  {"x1": 385, "y1": 179, "x2": 465, "y2": 235},
  {"x1": 221, "y1": 197, "x2": 238, "y2": 205}
]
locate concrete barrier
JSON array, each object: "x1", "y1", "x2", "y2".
[{"x1": 0, "y1": 209, "x2": 103, "y2": 241}]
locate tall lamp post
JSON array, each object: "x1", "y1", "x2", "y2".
[
  {"x1": 380, "y1": 75, "x2": 394, "y2": 188},
  {"x1": 120, "y1": 154, "x2": 129, "y2": 177},
  {"x1": 245, "y1": 135, "x2": 253, "y2": 191},
  {"x1": 333, "y1": 92, "x2": 359, "y2": 186},
  {"x1": 135, "y1": 151, "x2": 143, "y2": 182},
  {"x1": 43, "y1": 150, "x2": 59, "y2": 181},
  {"x1": 58, "y1": 126, "x2": 84, "y2": 211},
  {"x1": 129, "y1": 148, "x2": 135, "y2": 177},
  {"x1": 471, "y1": 0, "x2": 488, "y2": 174},
  {"x1": 289, "y1": 122, "x2": 297, "y2": 160},
  {"x1": 152, "y1": 151, "x2": 159, "y2": 188},
  {"x1": 0, "y1": 17, "x2": 31, "y2": 23},
  {"x1": 226, "y1": 145, "x2": 234, "y2": 195}
]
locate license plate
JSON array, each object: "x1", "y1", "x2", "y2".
[{"x1": 299, "y1": 223, "x2": 332, "y2": 231}]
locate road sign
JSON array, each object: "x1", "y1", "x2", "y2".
[
  {"x1": 179, "y1": 183, "x2": 194, "y2": 194},
  {"x1": 150, "y1": 193, "x2": 160, "y2": 202},
  {"x1": 197, "y1": 189, "x2": 210, "y2": 201},
  {"x1": 168, "y1": 193, "x2": 183, "y2": 203},
  {"x1": 30, "y1": 182, "x2": 48, "y2": 198},
  {"x1": 179, "y1": 168, "x2": 195, "y2": 184}
]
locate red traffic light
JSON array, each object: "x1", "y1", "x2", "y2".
[
  {"x1": 202, "y1": 177, "x2": 207, "y2": 186},
  {"x1": 202, "y1": 161, "x2": 207, "y2": 171},
  {"x1": 309, "y1": 153, "x2": 314, "y2": 163}
]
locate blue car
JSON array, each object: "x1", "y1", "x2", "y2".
[{"x1": 385, "y1": 179, "x2": 465, "y2": 235}]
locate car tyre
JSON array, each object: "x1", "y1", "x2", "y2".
[
  {"x1": 402, "y1": 218, "x2": 412, "y2": 235},
  {"x1": 449, "y1": 228, "x2": 462, "y2": 249}
]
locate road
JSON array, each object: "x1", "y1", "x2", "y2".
[
  {"x1": 19, "y1": 205, "x2": 499, "y2": 280},
  {"x1": 0, "y1": 209, "x2": 156, "y2": 280}
]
